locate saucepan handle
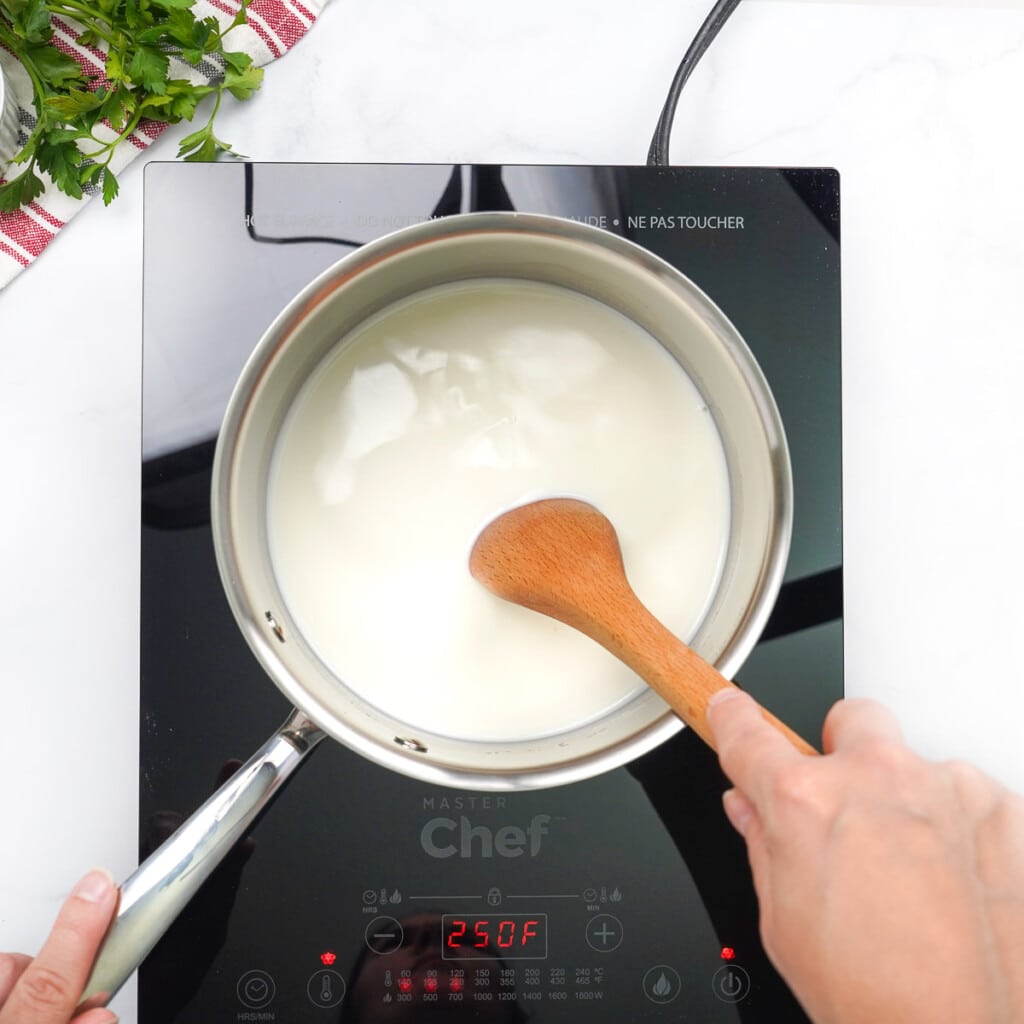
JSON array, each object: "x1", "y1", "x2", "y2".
[{"x1": 78, "y1": 707, "x2": 325, "y2": 1011}]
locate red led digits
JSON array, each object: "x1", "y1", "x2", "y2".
[{"x1": 442, "y1": 914, "x2": 547, "y2": 960}]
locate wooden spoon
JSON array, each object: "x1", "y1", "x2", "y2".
[{"x1": 469, "y1": 497, "x2": 817, "y2": 755}]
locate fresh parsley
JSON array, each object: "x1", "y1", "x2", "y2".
[{"x1": 0, "y1": 0, "x2": 263, "y2": 211}]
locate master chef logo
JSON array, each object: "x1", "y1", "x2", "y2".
[{"x1": 420, "y1": 796, "x2": 553, "y2": 859}]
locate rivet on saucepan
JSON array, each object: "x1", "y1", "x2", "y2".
[
  {"x1": 394, "y1": 736, "x2": 429, "y2": 754},
  {"x1": 264, "y1": 611, "x2": 286, "y2": 643}
]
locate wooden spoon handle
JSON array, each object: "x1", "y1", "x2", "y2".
[
  {"x1": 468, "y1": 498, "x2": 816, "y2": 756},
  {"x1": 577, "y1": 582, "x2": 818, "y2": 756}
]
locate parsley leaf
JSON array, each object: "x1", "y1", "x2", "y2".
[
  {"x1": 224, "y1": 62, "x2": 261, "y2": 101},
  {"x1": 23, "y1": 41, "x2": 81, "y2": 82},
  {"x1": 0, "y1": 165, "x2": 47, "y2": 211},
  {"x1": 4, "y1": 0, "x2": 51, "y2": 43},
  {"x1": 45, "y1": 87, "x2": 104, "y2": 118},
  {"x1": 127, "y1": 44, "x2": 170, "y2": 93},
  {"x1": 34, "y1": 133, "x2": 85, "y2": 199},
  {"x1": 101, "y1": 166, "x2": 119, "y2": 204}
]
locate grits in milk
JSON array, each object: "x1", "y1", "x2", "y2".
[{"x1": 267, "y1": 279, "x2": 731, "y2": 742}]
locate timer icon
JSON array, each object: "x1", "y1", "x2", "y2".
[{"x1": 236, "y1": 970, "x2": 275, "y2": 1009}]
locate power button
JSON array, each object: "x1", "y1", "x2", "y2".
[{"x1": 712, "y1": 964, "x2": 751, "y2": 1003}]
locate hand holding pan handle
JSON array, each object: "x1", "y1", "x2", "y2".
[{"x1": 76, "y1": 709, "x2": 324, "y2": 1013}]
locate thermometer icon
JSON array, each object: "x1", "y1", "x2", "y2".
[
  {"x1": 320, "y1": 974, "x2": 334, "y2": 1002},
  {"x1": 306, "y1": 970, "x2": 345, "y2": 1008}
]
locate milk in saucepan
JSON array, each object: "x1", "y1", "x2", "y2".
[{"x1": 267, "y1": 279, "x2": 731, "y2": 742}]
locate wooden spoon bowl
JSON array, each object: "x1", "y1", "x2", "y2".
[{"x1": 470, "y1": 498, "x2": 816, "y2": 755}]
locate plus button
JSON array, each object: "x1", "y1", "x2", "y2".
[{"x1": 585, "y1": 914, "x2": 623, "y2": 952}]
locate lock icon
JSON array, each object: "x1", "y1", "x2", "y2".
[{"x1": 487, "y1": 887, "x2": 502, "y2": 907}]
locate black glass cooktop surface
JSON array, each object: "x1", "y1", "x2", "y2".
[{"x1": 140, "y1": 163, "x2": 842, "y2": 1023}]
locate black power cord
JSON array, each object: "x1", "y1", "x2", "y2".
[
  {"x1": 647, "y1": 0, "x2": 743, "y2": 166},
  {"x1": 243, "y1": 4, "x2": 744, "y2": 232}
]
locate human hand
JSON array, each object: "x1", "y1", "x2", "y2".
[
  {"x1": 0, "y1": 869, "x2": 119, "y2": 1024},
  {"x1": 707, "y1": 690, "x2": 1024, "y2": 1024}
]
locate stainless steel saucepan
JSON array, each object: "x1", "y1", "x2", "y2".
[{"x1": 81, "y1": 212, "x2": 792, "y2": 1008}]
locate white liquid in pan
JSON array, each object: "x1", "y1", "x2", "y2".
[{"x1": 267, "y1": 279, "x2": 731, "y2": 742}]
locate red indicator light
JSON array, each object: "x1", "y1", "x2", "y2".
[
  {"x1": 398, "y1": 977, "x2": 414, "y2": 993},
  {"x1": 449, "y1": 977, "x2": 464, "y2": 993},
  {"x1": 320, "y1": 951, "x2": 337, "y2": 966},
  {"x1": 721, "y1": 947, "x2": 736, "y2": 961},
  {"x1": 424, "y1": 976, "x2": 439, "y2": 993}
]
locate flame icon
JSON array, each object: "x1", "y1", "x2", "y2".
[
  {"x1": 609, "y1": 888, "x2": 622, "y2": 902},
  {"x1": 653, "y1": 973, "x2": 673, "y2": 998},
  {"x1": 390, "y1": 889, "x2": 402, "y2": 904}
]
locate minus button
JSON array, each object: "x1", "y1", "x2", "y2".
[{"x1": 365, "y1": 915, "x2": 404, "y2": 954}]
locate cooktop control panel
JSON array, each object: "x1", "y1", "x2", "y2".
[
  {"x1": 135, "y1": 742, "x2": 798, "y2": 1022},
  {"x1": 228, "y1": 877, "x2": 756, "y2": 1020}
]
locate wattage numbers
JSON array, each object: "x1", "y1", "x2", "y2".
[{"x1": 442, "y1": 914, "x2": 548, "y2": 960}]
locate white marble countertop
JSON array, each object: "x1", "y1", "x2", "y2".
[{"x1": 2, "y1": 1, "x2": 1024, "y2": 1019}]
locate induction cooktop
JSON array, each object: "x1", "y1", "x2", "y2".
[{"x1": 139, "y1": 162, "x2": 842, "y2": 1023}]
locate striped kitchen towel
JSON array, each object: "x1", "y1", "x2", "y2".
[{"x1": 0, "y1": 0, "x2": 323, "y2": 289}]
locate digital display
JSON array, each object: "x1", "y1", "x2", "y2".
[{"x1": 441, "y1": 914, "x2": 548, "y2": 960}]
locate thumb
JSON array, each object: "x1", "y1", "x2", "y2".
[{"x1": 0, "y1": 869, "x2": 119, "y2": 1024}]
